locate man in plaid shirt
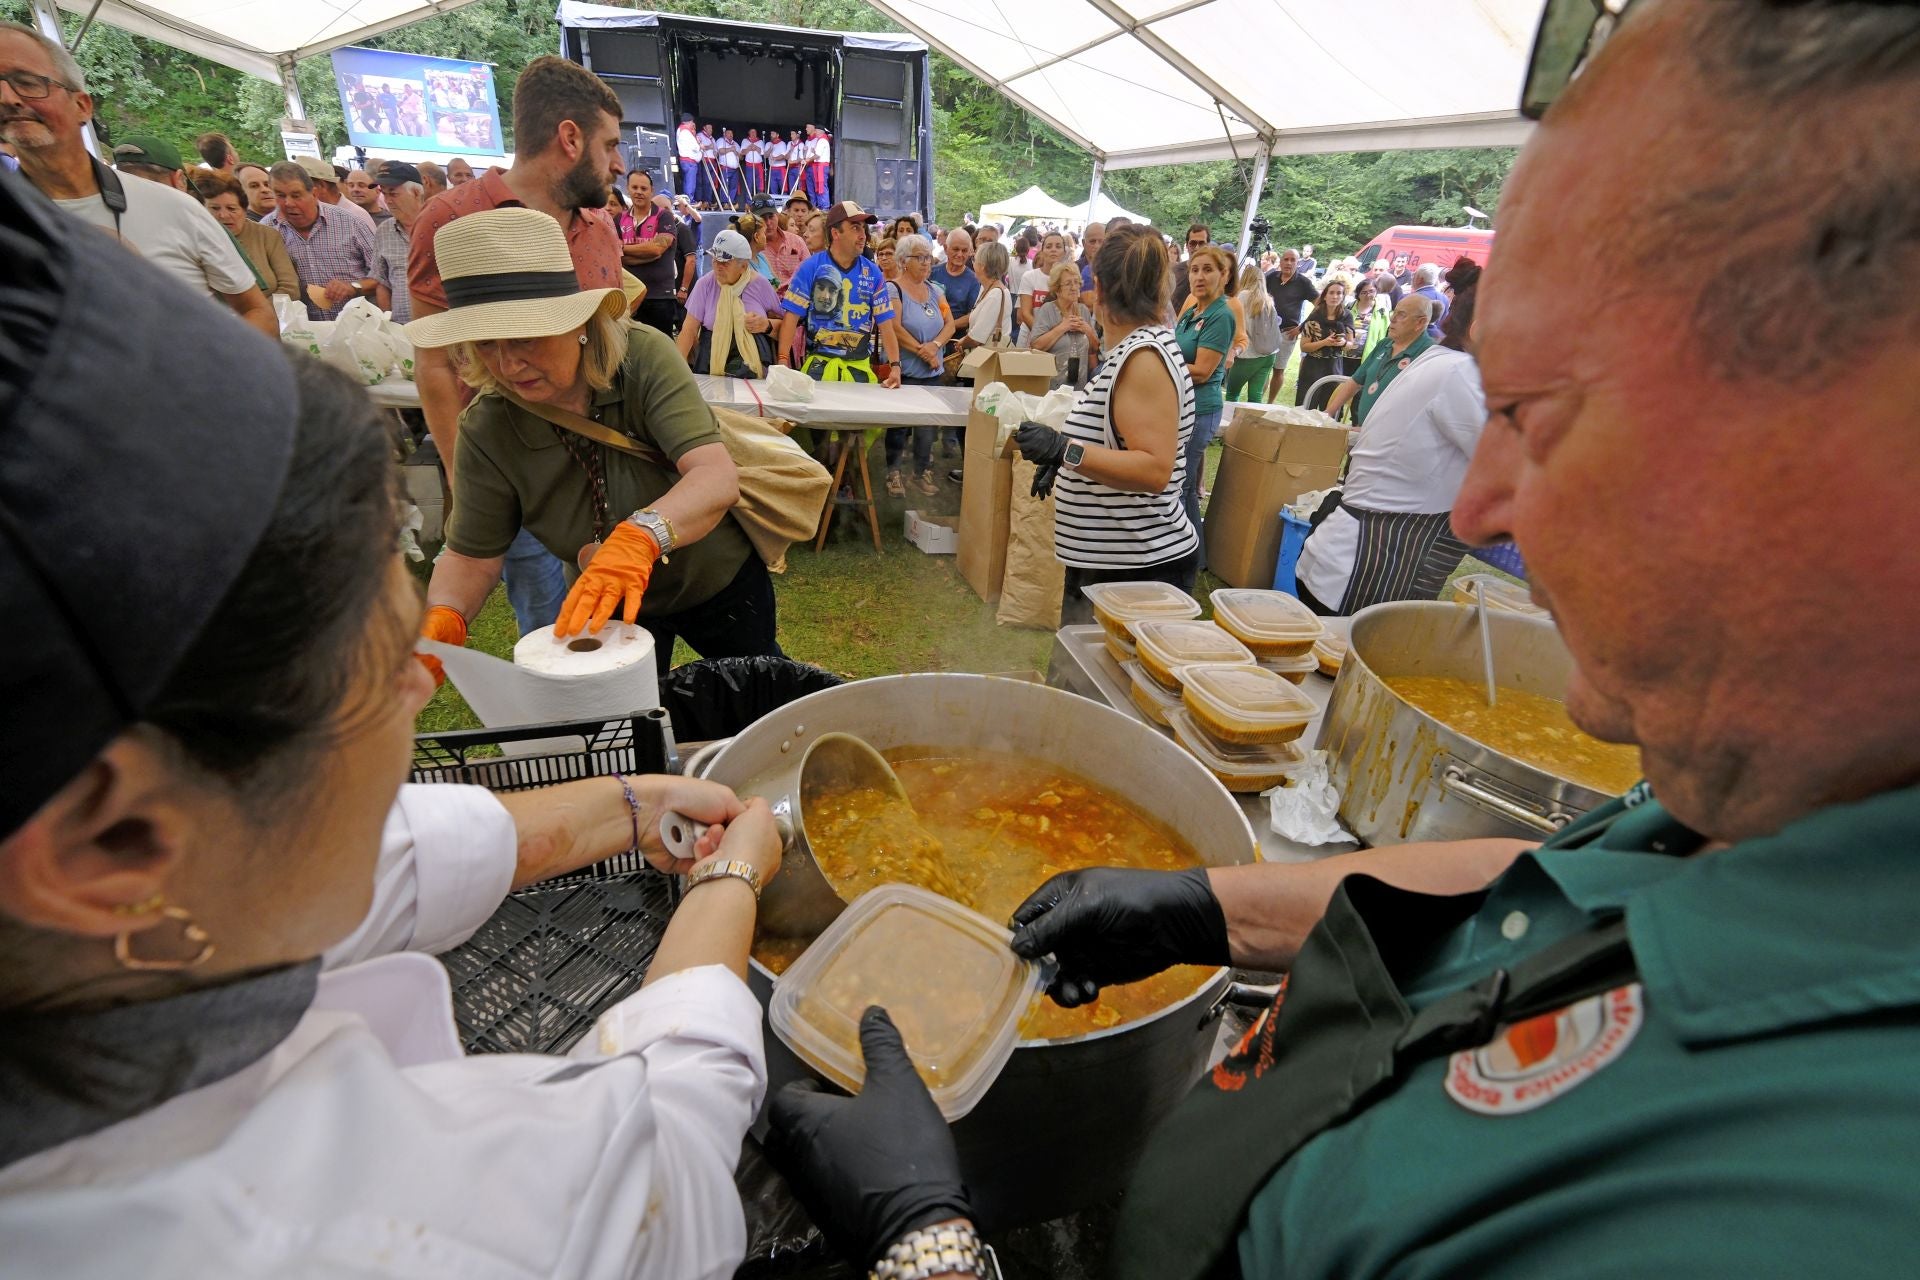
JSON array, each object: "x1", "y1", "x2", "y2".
[{"x1": 263, "y1": 160, "x2": 376, "y2": 319}]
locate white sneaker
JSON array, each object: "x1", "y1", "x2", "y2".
[{"x1": 885, "y1": 469, "x2": 906, "y2": 498}]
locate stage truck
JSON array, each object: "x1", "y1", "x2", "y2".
[{"x1": 557, "y1": 2, "x2": 934, "y2": 222}]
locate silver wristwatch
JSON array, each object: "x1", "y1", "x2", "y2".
[
  {"x1": 626, "y1": 507, "x2": 676, "y2": 558},
  {"x1": 871, "y1": 1224, "x2": 1000, "y2": 1280}
]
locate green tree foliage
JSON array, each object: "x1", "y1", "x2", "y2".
[{"x1": 3, "y1": 0, "x2": 1513, "y2": 253}]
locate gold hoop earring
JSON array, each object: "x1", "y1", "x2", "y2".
[{"x1": 114, "y1": 904, "x2": 216, "y2": 972}]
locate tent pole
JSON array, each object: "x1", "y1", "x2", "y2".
[
  {"x1": 1086, "y1": 158, "x2": 1104, "y2": 229},
  {"x1": 279, "y1": 55, "x2": 307, "y2": 123},
  {"x1": 1237, "y1": 141, "x2": 1272, "y2": 264}
]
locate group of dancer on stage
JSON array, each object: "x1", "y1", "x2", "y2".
[{"x1": 674, "y1": 115, "x2": 832, "y2": 208}]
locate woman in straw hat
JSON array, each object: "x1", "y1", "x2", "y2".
[{"x1": 411, "y1": 207, "x2": 781, "y2": 675}]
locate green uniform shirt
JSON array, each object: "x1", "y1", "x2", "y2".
[
  {"x1": 446, "y1": 325, "x2": 753, "y2": 617},
  {"x1": 1239, "y1": 781, "x2": 1920, "y2": 1277},
  {"x1": 1175, "y1": 296, "x2": 1234, "y2": 416}
]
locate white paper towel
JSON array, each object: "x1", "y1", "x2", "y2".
[{"x1": 419, "y1": 623, "x2": 659, "y2": 753}]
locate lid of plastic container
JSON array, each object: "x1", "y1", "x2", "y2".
[
  {"x1": 1168, "y1": 707, "x2": 1309, "y2": 779},
  {"x1": 1126, "y1": 619, "x2": 1256, "y2": 671},
  {"x1": 1122, "y1": 658, "x2": 1183, "y2": 711},
  {"x1": 1452, "y1": 574, "x2": 1548, "y2": 617},
  {"x1": 1180, "y1": 662, "x2": 1317, "y2": 732},
  {"x1": 1209, "y1": 589, "x2": 1324, "y2": 646},
  {"x1": 1257, "y1": 650, "x2": 1320, "y2": 678},
  {"x1": 1312, "y1": 630, "x2": 1349, "y2": 662},
  {"x1": 770, "y1": 884, "x2": 1040, "y2": 1121},
  {"x1": 1081, "y1": 581, "x2": 1202, "y2": 622}
]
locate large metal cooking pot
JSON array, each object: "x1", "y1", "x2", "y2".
[
  {"x1": 694, "y1": 673, "x2": 1262, "y2": 1230},
  {"x1": 1318, "y1": 600, "x2": 1632, "y2": 845}
]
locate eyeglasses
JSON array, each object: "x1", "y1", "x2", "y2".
[
  {"x1": 1521, "y1": 0, "x2": 1636, "y2": 119},
  {"x1": 0, "y1": 68, "x2": 76, "y2": 101}
]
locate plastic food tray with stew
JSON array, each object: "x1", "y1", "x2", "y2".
[
  {"x1": 1127, "y1": 619, "x2": 1255, "y2": 693},
  {"x1": 1105, "y1": 629, "x2": 1138, "y2": 666},
  {"x1": 1209, "y1": 589, "x2": 1324, "y2": 657},
  {"x1": 1450, "y1": 573, "x2": 1548, "y2": 618},
  {"x1": 1121, "y1": 658, "x2": 1182, "y2": 727},
  {"x1": 1082, "y1": 581, "x2": 1201, "y2": 645},
  {"x1": 1168, "y1": 707, "x2": 1307, "y2": 793},
  {"x1": 1179, "y1": 661, "x2": 1317, "y2": 745},
  {"x1": 1256, "y1": 650, "x2": 1319, "y2": 684},
  {"x1": 769, "y1": 884, "x2": 1041, "y2": 1121},
  {"x1": 1313, "y1": 630, "x2": 1348, "y2": 677}
]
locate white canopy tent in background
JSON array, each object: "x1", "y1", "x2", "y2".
[
  {"x1": 1064, "y1": 191, "x2": 1147, "y2": 229},
  {"x1": 977, "y1": 183, "x2": 1076, "y2": 227},
  {"x1": 31, "y1": 0, "x2": 1545, "y2": 245}
]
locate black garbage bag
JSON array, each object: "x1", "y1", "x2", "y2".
[{"x1": 658, "y1": 656, "x2": 843, "y2": 743}]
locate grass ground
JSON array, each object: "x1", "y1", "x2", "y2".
[{"x1": 411, "y1": 347, "x2": 1512, "y2": 734}]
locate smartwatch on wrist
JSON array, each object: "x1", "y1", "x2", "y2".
[{"x1": 1061, "y1": 440, "x2": 1086, "y2": 473}]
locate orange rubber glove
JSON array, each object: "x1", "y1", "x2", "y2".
[
  {"x1": 556, "y1": 520, "x2": 659, "y2": 638},
  {"x1": 416, "y1": 604, "x2": 468, "y2": 687}
]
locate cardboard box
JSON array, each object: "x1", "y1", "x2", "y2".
[
  {"x1": 903, "y1": 509, "x2": 959, "y2": 555},
  {"x1": 955, "y1": 349, "x2": 1057, "y2": 600},
  {"x1": 1204, "y1": 409, "x2": 1349, "y2": 588}
]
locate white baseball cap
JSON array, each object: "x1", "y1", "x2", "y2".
[{"x1": 710, "y1": 230, "x2": 753, "y2": 262}]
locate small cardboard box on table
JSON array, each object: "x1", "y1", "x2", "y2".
[
  {"x1": 956, "y1": 348, "x2": 1058, "y2": 601},
  {"x1": 1205, "y1": 407, "x2": 1350, "y2": 588}
]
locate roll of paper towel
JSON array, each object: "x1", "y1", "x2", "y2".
[{"x1": 418, "y1": 623, "x2": 659, "y2": 751}]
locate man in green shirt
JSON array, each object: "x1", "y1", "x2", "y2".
[
  {"x1": 758, "y1": 3, "x2": 1920, "y2": 1276},
  {"x1": 1322, "y1": 292, "x2": 1436, "y2": 426}
]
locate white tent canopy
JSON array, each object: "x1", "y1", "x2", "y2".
[
  {"x1": 861, "y1": 0, "x2": 1538, "y2": 169},
  {"x1": 977, "y1": 184, "x2": 1077, "y2": 225},
  {"x1": 1064, "y1": 192, "x2": 1147, "y2": 228}
]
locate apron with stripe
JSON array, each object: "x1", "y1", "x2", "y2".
[{"x1": 1336, "y1": 505, "x2": 1470, "y2": 614}]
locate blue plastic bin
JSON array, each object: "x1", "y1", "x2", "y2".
[{"x1": 1272, "y1": 510, "x2": 1313, "y2": 596}]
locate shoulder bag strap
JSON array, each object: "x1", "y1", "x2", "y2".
[{"x1": 497, "y1": 387, "x2": 671, "y2": 468}]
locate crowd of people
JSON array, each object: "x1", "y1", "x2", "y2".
[{"x1": 4, "y1": 3, "x2": 1920, "y2": 1279}]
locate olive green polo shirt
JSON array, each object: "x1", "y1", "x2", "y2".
[
  {"x1": 446, "y1": 325, "x2": 753, "y2": 618},
  {"x1": 1238, "y1": 781, "x2": 1920, "y2": 1277}
]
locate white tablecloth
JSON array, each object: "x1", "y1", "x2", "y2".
[{"x1": 363, "y1": 375, "x2": 973, "y2": 429}]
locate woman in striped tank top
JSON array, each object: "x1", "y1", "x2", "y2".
[{"x1": 1014, "y1": 224, "x2": 1199, "y2": 626}]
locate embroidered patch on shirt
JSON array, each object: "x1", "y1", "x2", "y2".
[{"x1": 1444, "y1": 983, "x2": 1644, "y2": 1115}]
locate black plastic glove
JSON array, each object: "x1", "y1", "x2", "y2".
[
  {"x1": 1008, "y1": 867, "x2": 1230, "y2": 1007},
  {"x1": 765, "y1": 1007, "x2": 973, "y2": 1271},
  {"x1": 1029, "y1": 462, "x2": 1061, "y2": 499},
  {"x1": 1013, "y1": 420, "x2": 1069, "y2": 467}
]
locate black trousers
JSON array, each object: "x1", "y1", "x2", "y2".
[
  {"x1": 638, "y1": 553, "x2": 783, "y2": 676},
  {"x1": 634, "y1": 297, "x2": 680, "y2": 339},
  {"x1": 1059, "y1": 550, "x2": 1199, "y2": 627}
]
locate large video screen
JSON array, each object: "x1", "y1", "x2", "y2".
[{"x1": 331, "y1": 46, "x2": 504, "y2": 156}]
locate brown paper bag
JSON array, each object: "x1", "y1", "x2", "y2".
[{"x1": 996, "y1": 459, "x2": 1066, "y2": 630}]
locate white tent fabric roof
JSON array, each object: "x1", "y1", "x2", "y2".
[
  {"x1": 977, "y1": 184, "x2": 1077, "y2": 224},
  {"x1": 54, "y1": 0, "x2": 1542, "y2": 169},
  {"x1": 48, "y1": 0, "x2": 495, "y2": 82},
  {"x1": 861, "y1": 0, "x2": 1540, "y2": 167}
]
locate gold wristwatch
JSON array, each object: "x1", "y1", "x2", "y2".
[
  {"x1": 871, "y1": 1224, "x2": 999, "y2": 1280},
  {"x1": 684, "y1": 858, "x2": 762, "y2": 900}
]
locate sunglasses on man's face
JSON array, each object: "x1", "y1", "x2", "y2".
[{"x1": 1521, "y1": 0, "x2": 1635, "y2": 119}]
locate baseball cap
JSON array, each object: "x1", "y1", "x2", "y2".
[
  {"x1": 823, "y1": 200, "x2": 878, "y2": 230},
  {"x1": 710, "y1": 229, "x2": 753, "y2": 262},
  {"x1": 294, "y1": 155, "x2": 339, "y2": 185},
  {"x1": 374, "y1": 160, "x2": 422, "y2": 187},
  {"x1": 0, "y1": 168, "x2": 296, "y2": 837},
  {"x1": 112, "y1": 134, "x2": 183, "y2": 172}
]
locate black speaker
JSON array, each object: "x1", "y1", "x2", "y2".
[
  {"x1": 622, "y1": 128, "x2": 670, "y2": 192},
  {"x1": 874, "y1": 157, "x2": 918, "y2": 218}
]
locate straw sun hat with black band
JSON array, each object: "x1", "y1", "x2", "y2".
[{"x1": 405, "y1": 207, "x2": 631, "y2": 349}]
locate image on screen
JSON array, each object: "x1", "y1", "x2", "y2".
[{"x1": 331, "y1": 46, "x2": 504, "y2": 156}]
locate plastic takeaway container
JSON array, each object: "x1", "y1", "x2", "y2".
[
  {"x1": 1167, "y1": 707, "x2": 1307, "y2": 793},
  {"x1": 1209, "y1": 588, "x2": 1324, "y2": 658},
  {"x1": 1127, "y1": 619, "x2": 1256, "y2": 692},
  {"x1": 1122, "y1": 659, "x2": 1183, "y2": 727},
  {"x1": 1082, "y1": 581, "x2": 1202, "y2": 644},
  {"x1": 1178, "y1": 662, "x2": 1317, "y2": 746},
  {"x1": 770, "y1": 884, "x2": 1041, "y2": 1121}
]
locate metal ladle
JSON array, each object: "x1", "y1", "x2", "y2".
[
  {"x1": 1473, "y1": 579, "x2": 1499, "y2": 708},
  {"x1": 659, "y1": 732, "x2": 916, "y2": 938}
]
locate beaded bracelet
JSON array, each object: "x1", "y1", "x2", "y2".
[{"x1": 615, "y1": 773, "x2": 643, "y2": 862}]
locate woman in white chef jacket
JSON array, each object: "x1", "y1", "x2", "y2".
[{"x1": 0, "y1": 182, "x2": 782, "y2": 1280}]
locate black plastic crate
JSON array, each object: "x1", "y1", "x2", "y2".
[{"x1": 412, "y1": 711, "x2": 682, "y2": 1054}]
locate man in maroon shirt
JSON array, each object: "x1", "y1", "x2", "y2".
[{"x1": 408, "y1": 54, "x2": 627, "y2": 633}]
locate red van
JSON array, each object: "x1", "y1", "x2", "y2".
[{"x1": 1354, "y1": 225, "x2": 1495, "y2": 277}]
